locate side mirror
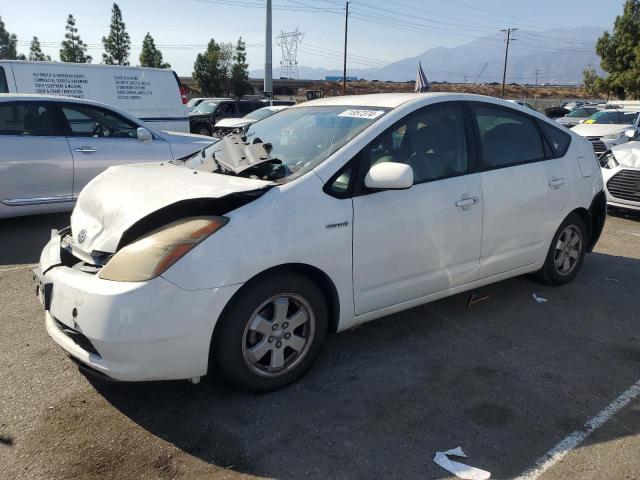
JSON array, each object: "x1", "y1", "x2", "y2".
[
  {"x1": 364, "y1": 162, "x2": 413, "y2": 190},
  {"x1": 625, "y1": 129, "x2": 636, "y2": 139},
  {"x1": 137, "y1": 127, "x2": 153, "y2": 143}
]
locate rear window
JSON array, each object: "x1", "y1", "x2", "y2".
[
  {"x1": 0, "y1": 67, "x2": 8, "y2": 93},
  {"x1": 538, "y1": 120, "x2": 571, "y2": 157}
]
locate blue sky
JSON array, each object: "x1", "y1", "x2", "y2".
[{"x1": 1, "y1": 0, "x2": 627, "y2": 76}]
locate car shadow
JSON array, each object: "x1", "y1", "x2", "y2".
[
  {"x1": 0, "y1": 213, "x2": 70, "y2": 266},
  {"x1": 88, "y1": 251, "x2": 640, "y2": 479}
]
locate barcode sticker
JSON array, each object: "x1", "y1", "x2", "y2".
[{"x1": 338, "y1": 109, "x2": 385, "y2": 120}]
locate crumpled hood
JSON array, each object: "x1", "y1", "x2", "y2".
[
  {"x1": 556, "y1": 116, "x2": 585, "y2": 125},
  {"x1": 611, "y1": 141, "x2": 640, "y2": 168},
  {"x1": 71, "y1": 162, "x2": 270, "y2": 253},
  {"x1": 571, "y1": 123, "x2": 632, "y2": 137},
  {"x1": 214, "y1": 118, "x2": 255, "y2": 129}
]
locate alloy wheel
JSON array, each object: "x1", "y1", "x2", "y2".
[
  {"x1": 241, "y1": 294, "x2": 315, "y2": 378},
  {"x1": 553, "y1": 225, "x2": 582, "y2": 276}
]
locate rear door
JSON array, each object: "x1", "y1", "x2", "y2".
[
  {"x1": 471, "y1": 103, "x2": 569, "y2": 278},
  {"x1": 352, "y1": 102, "x2": 483, "y2": 314},
  {"x1": 58, "y1": 102, "x2": 172, "y2": 196},
  {"x1": 0, "y1": 100, "x2": 73, "y2": 209}
]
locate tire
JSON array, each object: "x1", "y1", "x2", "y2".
[
  {"x1": 196, "y1": 124, "x2": 212, "y2": 136},
  {"x1": 534, "y1": 213, "x2": 588, "y2": 285},
  {"x1": 211, "y1": 273, "x2": 328, "y2": 392}
]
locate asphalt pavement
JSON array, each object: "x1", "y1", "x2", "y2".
[{"x1": 0, "y1": 209, "x2": 639, "y2": 479}]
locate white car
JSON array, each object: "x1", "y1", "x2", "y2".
[
  {"x1": 34, "y1": 93, "x2": 606, "y2": 391},
  {"x1": 572, "y1": 109, "x2": 640, "y2": 157},
  {"x1": 0, "y1": 94, "x2": 214, "y2": 218},
  {"x1": 212, "y1": 105, "x2": 289, "y2": 137},
  {"x1": 601, "y1": 142, "x2": 640, "y2": 211}
]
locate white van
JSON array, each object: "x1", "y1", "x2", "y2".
[{"x1": 0, "y1": 60, "x2": 189, "y2": 132}]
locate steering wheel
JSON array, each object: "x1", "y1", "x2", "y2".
[{"x1": 91, "y1": 123, "x2": 112, "y2": 137}]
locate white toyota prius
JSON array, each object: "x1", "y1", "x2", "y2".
[{"x1": 34, "y1": 93, "x2": 607, "y2": 391}]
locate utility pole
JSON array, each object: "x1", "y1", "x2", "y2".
[
  {"x1": 264, "y1": 0, "x2": 273, "y2": 99},
  {"x1": 342, "y1": 1, "x2": 350, "y2": 96},
  {"x1": 535, "y1": 68, "x2": 540, "y2": 86},
  {"x1": 500, "y1": 27, "x2": 517, "y2": 99},
  {"x1": 464, "y1": 75, "x2": 468, "y2": 84}
]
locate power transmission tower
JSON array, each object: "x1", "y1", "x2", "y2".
[
  {"x1": 276, "y1": 28, "x2": 304, "y2": 79},
  {"x1": 500, "y1": 27, "x2": 517, "y2": 99},
  {"x1": 342, "y1": 1, "x2": 350, "y2": 95},
  {"x1": 535, "y1": 68, "x2": 540, "y2": 86}
]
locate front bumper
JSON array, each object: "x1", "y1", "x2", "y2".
[
  {"x1": 602, "y1": 166, "x2": 640, "y2": 211},
  {"x1": 37, "y1": 236, "x2": 241, "y2": 382}
]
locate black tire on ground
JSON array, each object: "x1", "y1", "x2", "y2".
[
  {"x1": 534, "y1": 212, "x2": 588, "y2": 285},
  {"x1": 211, "y1": 272, "x2": 328, "y2": 392}
]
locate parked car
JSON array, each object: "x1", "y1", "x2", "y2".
[
  {"x1": 601, "y1": 142, "x2": 640, "y2": 211},
  {"x1": 212, "y1": 105, "x2": 289, "y2": 137},
  {"x1": 0, "y1": 60, "x2": 189, "y2": 132},
  {"x1": 189, "y1": 98, "x2": 294, "y2": 136},
  {"x1": 34, "y1": 93, "x2": 606, "y2": 392},
  {"x1": 545, "y1": 106, "x2": 570, "y2": 119},
  {"x1": 571, "y1": 109, "x2": 640, "y2": 156},
  {"x1": 0, "y1": 94, "x2": 214, "y2": 218},
  {"x1": 186, "y1": 97, "x2": 226, "y2": 112},
  {"x1": 556, "y1": 106, "x2": 599, "y2": 128}
]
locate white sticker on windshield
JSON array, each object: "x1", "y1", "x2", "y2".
[{"x1": 338, "y1": 109, "x2": 385, "y2": 120}]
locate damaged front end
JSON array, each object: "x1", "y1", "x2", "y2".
[{"x1": 45, "y1": 160, "x2": 273, "y2": 279}]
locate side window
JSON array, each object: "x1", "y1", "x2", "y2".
[
  {"x1": 61, "y1": 105, "x2": 139, "y2": 138},
  {"x1": 238, "y1": 102, "x2": 255, "y2": 115},
  {"x1": 473, "y1": 105, "x2": 544, "y2": 169},
  {"x1": 363, "y1": 103, "x2": 468, "y2": 184},
  {"x1": 538, "y1": 120, "x2": 571, "y2": 157},
  {"x1": 219, "y1": 102, "x2": 235, "y2": 115},
  {"x1": 0, "y1": 67, "x2": 8, "y2": 93},
  {"x1": 0, "y1": 102, "x2": 60, "y2": 136}
]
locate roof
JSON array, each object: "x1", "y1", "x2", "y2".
[
  {"x1": 296, "y1": 92, "x2": 504, "y2": 109},
  {"x1": 0, "y1": 93, "x2": 100, "y2": 103}
]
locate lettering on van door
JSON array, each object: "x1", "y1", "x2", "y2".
[
  {"x1": 32, "y1": 72, "x2": 87, "y2": 97},
  {"x1": 113, "y1": 75, "x2": 152, "y2": 100}
]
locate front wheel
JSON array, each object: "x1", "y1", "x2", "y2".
[
  {"x1": 534, "y1": 213, "x2": 587, "y2": 285},
  {"x1": 212, "y1": 273, "x2": 328, "y2": 392},
  {"x1": 196, "y1": 124, "x2": 212, "y2": 136}
]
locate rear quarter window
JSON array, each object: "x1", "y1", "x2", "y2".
[
  {"x1": 0, "y1": 67, "x2": 8, "y2": 93},
  {"x1": 538, "y1": 120, "x2": 571, "y2": 157}
]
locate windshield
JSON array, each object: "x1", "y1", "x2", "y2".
[
  {"x1": 192, "y1": 101, "x2": 218, "y2": 114},
  {"x1": 567, "y1": 107, "x2": 596, "y2": 118},
  {"x1": 584, "y1": 110, "x2": 640, "y2": 125},
  {"x1": 245, "y1": 107, "x2": 279, "y2": 121},
  {"x1": 185, "y1": 105, "x2": 389, "y2": 182}
]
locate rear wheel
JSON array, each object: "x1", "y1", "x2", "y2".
[
  {"x1": 535, "y1": 213, "x2": 587, "y2": 285},
  {"x1": 212, "y1": 273, "x2": 328, "y2": 392}
]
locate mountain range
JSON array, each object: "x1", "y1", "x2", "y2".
[{"x1": 251, "y1": 26, "x2": 606, "y2": 84}]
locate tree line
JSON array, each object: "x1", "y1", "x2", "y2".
[
  {"x1": 0, "y1": 2, "x2": 251, "y2": 97},
  {"x1": 584, "y1": 0, "x2": 640, "y2": 99}
]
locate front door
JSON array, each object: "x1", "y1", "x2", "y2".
[
  {"x1": 58, "y1": 103, "x2": 172, "y2": 196},
  {"x1": 352, "y1": 102, "x2": 483, "y2": 315},
  {"x1": 0, "y1": 101, "x2": 73, "y2": 208}
]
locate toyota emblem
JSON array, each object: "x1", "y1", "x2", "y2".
[{"x1": 78, "y1": 229, "x2": 87, "y2": 244}]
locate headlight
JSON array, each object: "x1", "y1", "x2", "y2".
[
  {"x1": 602, "y1": 131, "x2": 627, "y2": 141},
  {"x1": 99, "y1": 216, "x2": 228, "y2": 282},
  {"x1": 601, "y1": 152, "x2": 619, "y2": 169}
]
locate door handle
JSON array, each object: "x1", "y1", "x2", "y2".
[
  {"x1": 455, "y1": 197, "x2": 479, "y2": 209},
  {"x1": 548, "y1": 178, "x2": 567, "y2": 189},
  {"x1": 74, "y1": 146, "x2": 99, "y2": 153}
]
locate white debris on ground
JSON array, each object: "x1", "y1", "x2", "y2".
[
  {"x1": 433, "y1": 447, "x2": 491, "y2": 480},
  {"x1": 532, "y1": 293, "x2": 548, "y2": 304}
]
